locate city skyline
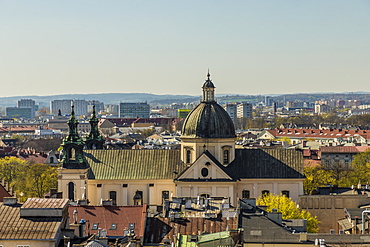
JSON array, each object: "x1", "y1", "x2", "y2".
[{"x1": 1, "y1": 1, "x2": 369, "y2": 97}]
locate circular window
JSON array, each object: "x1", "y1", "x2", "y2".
[{"x1": 201, "y1": 168, "x2": 209, "y2": 177}]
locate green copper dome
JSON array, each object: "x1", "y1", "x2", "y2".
[{"x1": 181, "y1": 102, "x2": 235, "y2": 138}]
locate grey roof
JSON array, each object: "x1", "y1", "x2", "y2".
[
  {"x1": 181, "y1": 102, "x2": 235, "y2": 139},
  {"x1": 85, "y1": 149, "x2": 187, "y2": 180},
  {"x1": 228, "y1": 149, "x2": 304, "y2": 179}
]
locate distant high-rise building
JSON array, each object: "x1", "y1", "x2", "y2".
[
  {"x1": 6, "y1": 107, "x2": 33, "y2": 119},
  {"x1": 88, "y1": 100, "x2": 104, "y2": 114},
  {"x1": 237, "y1": 103, "x2": 252, "y2": 119},
  {"x1": 265, "y1": 96, "x2": 273, "y2": 107},
  {"x1": 73, "y1": 100, "x2": 88, "y2": 116},
  {"x1": 105, "y1": 104, "x2": 119, "y2": 116},
  {"x1": 315, "y1": 104, "x2": 331, "y2": 114},
  {"x1": 51, "y1": 99, "x2": 91, "y2": 116},
  {"x1": 50, "y1": 100, "x2": 72, "y2": 116},
  {"x1": 119, "y1": 102, "x2": 150, "y2": 118},
  {"x1": 224, "y1": 103, "x2": 238, "y2": 121},
  {"x1": 17, "y1": 99, "x2": 36, "y2": 118}
]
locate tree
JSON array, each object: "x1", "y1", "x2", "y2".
[
  {"x1": 0, "y1": 157, "x2": 28, "y2": 188},
  {"x1": 343, "y1": 149, "x2": 370, "y2": 186},
  {"x1": 257, "y1": 193, "x2": 320, "y2": 233},
  {"x1": 14, "y1": 163, "x2": 58, "y2": 199},
  {"x1": 0, "y1": 157, "x2": 58, "y2": 201},
  {"x1": 303, "y1": 166, "x2": 335, "y2": 194}
]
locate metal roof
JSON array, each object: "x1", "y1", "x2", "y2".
[
  {"x1": 85, "y1": 149, "x2": 187, "y2": 180},
  {"x1": 228, "y1": 149, "x2": 304, "y2": 179}
]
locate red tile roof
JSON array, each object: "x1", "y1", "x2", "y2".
[
  {"x1": 266, "y1": 128, "x2": 370, "y2": 140},
  {"x1": 68, "y1": 205, "x2": 146, "y2": 238},
  {"x1": 320, "y1": 146, "x2": 370, "y2": 153}
]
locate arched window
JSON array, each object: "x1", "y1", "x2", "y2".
[
  {"x1": 281, "y1": 190, "x2": 290, "y2": 198},
  {"x1": 68, "y1": 182, "x2": 75, "y2": 201},
  {"x1": 223, "y1": 150, "x2": 229, "y2": 164},
  {"x1": 109, "y1": 191, "x2": 117, "y2": 205},
  {"x1": 186, "y1": 150, "x2": 192, "y2": 163},
  {"x1": 262, "y1": 190, "x2": 270, "y2": 197},
  {"x1": 50, "y1": 157, "x2": 54, "y2": 163},
  {"x1": 70, "y1": 148, "x2": 76, "y2": 160},
  {"x1": 133, "y1": 190, "x2": 143, "y2": 205},
  {"x1": 242, "y1": 190, "x2": 250, "y2": 199}
]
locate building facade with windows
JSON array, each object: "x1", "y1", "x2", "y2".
[
  {"x1": 119, "y1": 102, "x2": 150, "y2": 118},
  {"x1": 58, "y1": 72, "x2": 304, "y2": 206}
]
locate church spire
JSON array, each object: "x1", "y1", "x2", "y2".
[
  {"x1": 66, "y1": 105, "x2": 80, "y2": 142},
  {"x1": 61, "y1": 105, "x2": 88, "y2": 169},
  {"x1": 85, "y1": 105, "x2": 104, "y2": 149},
  {"x1": 202, "y1": 70, "x2": 215, "y2": 102}
]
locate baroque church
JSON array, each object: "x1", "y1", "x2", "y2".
[{"x1": 58, "y1": 72, "x2": 304, "y2": 206}]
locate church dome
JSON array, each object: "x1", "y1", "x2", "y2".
[
  {"x1": 181, "y1": 102, "x2": 235, "y2": 138},
  {"x1": 181, "y1": 71, "x2": 235, "y2": 139}
]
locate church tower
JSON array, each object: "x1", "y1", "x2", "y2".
[
  {"x1": 85, "y1": 105, "x2": 104, "y2": 149},
  {"x1": 180, "y1": 71, "x2": 236, "y2": 165},
  {"x1": 58, "y1": 105, "x2": 89, "y2": 202}
]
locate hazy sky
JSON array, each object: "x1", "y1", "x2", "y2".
[{"x1": 1, "y1": 1, "x2": 370, "y2": 97}]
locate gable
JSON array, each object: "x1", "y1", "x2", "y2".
[{"x1": 177, "y1": 152, "x2": 235, "y2": 181}]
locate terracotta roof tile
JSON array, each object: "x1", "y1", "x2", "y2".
[{"x1": 68, "y1": 205, "x2": 146, "y2": 238}]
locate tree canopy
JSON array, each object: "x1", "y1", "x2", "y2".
[
  {"x1": 257, "y1": 193, "x2": 320, "y2": 233},
  {"x1": 0, "y1": 157, "x2": 58, "y2": 201}
]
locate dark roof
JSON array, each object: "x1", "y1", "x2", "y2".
[
  {"x1": 69, "y1": 205, "x2": 146, "y2": 238},
  {"x1": 85, "y1": 149, "x2": 187, "y2": 180},
  {"x1": 0, "y1": 203, "x2": 63, "y2": 240},
  {"x1": 181, "y1": 102, "x2": 235, "y2": 139},
  {"x1": 228, "y1": 149, "x2": 304, "y2": 179},
  {"x1": 203, "y1": 79, "x2": 215, "y2": 88},
  {"x1": 144, "y1": 217, "x2": 238, "y2": 244}
]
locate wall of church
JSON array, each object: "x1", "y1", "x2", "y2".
[
  {"x1": 237, "y1": 179, "x2": 304, "y2": 202},
  {"x1": 58, "y1": 168, "x2": 88, "y2": 202},
  {"x1": 87, "y1": 179, "x2": 176, "y2": 206}
]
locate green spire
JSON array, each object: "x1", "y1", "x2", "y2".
[
  {"x1": 61, "y1": 105, "x2": 88, "y2": 168},
  {"x1": 85, "y1": 105, "x2": 104, "y2": 149}
]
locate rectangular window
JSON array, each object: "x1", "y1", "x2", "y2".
[
  {"x1": 281, "y1": 190, "x2": 290, "y2": 198},
  {"x1": 110, "y1": 223, "x2": 117, "y2": 230},
  {"x1": 242, "y1": 190, "x2": 250, "y2": 199},
  {"x1": 92, "y1": 223, "x2": 99, "y2": 230}
]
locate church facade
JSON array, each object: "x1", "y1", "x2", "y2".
[{"x1": 58, "y1": 73, "x2": 304, "y2": 206}]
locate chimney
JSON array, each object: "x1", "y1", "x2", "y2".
[
  {"x1": 102, "y1": 199, "x2": 113, "y2": 206},
  {"x1": 3, "y1": 197, "x2": 17, "y2": 205}
]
